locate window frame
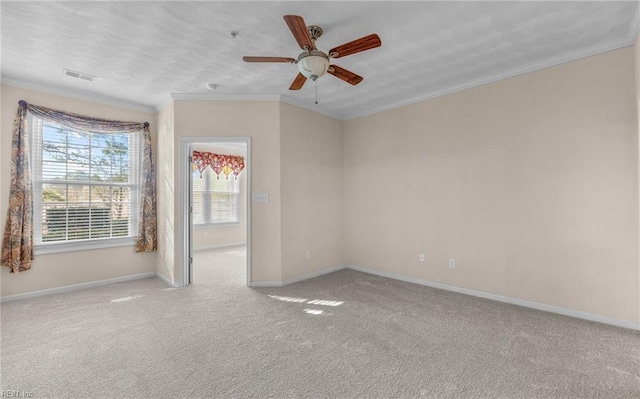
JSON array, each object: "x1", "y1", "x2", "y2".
[
  {"x1": 191, "y1": 167, "x2": 242, "y2": 227},
  {"x1": 30, "y1": 115, "x2": 142, "y2": 255}
]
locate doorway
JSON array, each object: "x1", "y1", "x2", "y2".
[{"x1": 180, "y1": 137, "x2": 251, "y2": 287}]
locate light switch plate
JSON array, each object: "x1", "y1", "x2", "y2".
[{"x1": 253, "y1": 193, "x2": 269, "y2": 203}]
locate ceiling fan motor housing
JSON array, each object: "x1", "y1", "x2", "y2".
[
  {"x1": 307, "y1": 25, "x2": 323, "y2": 42},
  {"x1": 297, "y1": 50, "x2": 330, "y2": 81}
]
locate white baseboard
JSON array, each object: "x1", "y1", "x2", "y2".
[
  {"x1": 282, "y1": 264, "x2": 346, "y2": 286},
  {"x1": 155, "y1": 272, "x2": 180, "y2": 288},
  {"x1": 250, "y1": 281, "x2": 283, "y2": 288},
  {"x1": 194, "y1": 242, "x2": 246, "y2": 251},
  {"x1": 250, "y1": 264, "x2": 346, "y2": 288},
  {"x1": 0, "y1": 272, "x2": 156, "y2": 302},
  {"x1": 346, "y1": 264, "x2": 640, "y2": 331}
]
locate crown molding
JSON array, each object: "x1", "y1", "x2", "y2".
[
  {"x1": 169, "y1": 92, "x2": 345, "y2": 120},
  {"x1": 344, "y1": 34, "x2": 638, "y2": 121},
  {"x1": 279, "y1": 94, "x2": 345, "y2": 121},
  {"x1": 170, "y1": 93, "x2": 281, "y2": 102},
  {"x1": 154, "y1": 95, "x2": 174, "y2": 113},
  {"x1": 0, "y1": 77, "x2": 157, "y2": 114}
]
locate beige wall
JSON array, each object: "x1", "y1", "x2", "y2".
[
  {"x1": 168, "y1": 101, "x2": 343, "y2": 284},
  {"x1": 156, "y1": 102, "x2": 175, "y2": 283},
  {"x1": 0, "y1": 84, "x2": 157, "y2": 297},
  {"x1": 172, "y1": 101, "x2": 281, "y2": 283},
  {"x1": 3, "y1": 43, "x2": 639, "y2": 325},
  {"x1": 344, "y1": 46, "x2": 640, "y2": 322},
  {"x1": 193, "y1": 223, "x2": 246, "y2": 250},
  {"x1": 0, "y1": 84, "x2": 3, "y2": 221},
  {"x1": 280, "y1": 103, "x2": 344, "y2": 281},
  {"x1": 635, "y1": 38, "x2": 640, "y2": 323}
]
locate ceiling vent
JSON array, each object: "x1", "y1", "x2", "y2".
[{"x1": 63, "y1": 68, "x2": 96, "y2": 82}]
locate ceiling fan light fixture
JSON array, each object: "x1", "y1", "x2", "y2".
[
  {"x1": 243, "y1": 15, "x2": 380, "y2": 93},
  {"x1": 297, "y1": 50, "x2": 329, "y2": 81}
]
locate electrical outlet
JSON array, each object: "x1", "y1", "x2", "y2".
[
  {"x1": 305, "y1": 250, "x2": 312, "y2": 259},
  {"x1": 419, "y1": 254, "x2": 425, "y2": 262},
  {"x1": 448, "y1": 258, "x2": 456, "y2": 269}
]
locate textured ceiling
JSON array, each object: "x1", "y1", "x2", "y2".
[{"x1": 2, "y1": 1, "x2": 639, "y2": 120}]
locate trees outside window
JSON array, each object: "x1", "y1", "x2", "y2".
[{"x1": 34, "y1": 122, "x2": 141, "y2": 244}]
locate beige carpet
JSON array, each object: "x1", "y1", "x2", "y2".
[{"x1": 1, "y1": 246, "x2": 639, "y2": 398}]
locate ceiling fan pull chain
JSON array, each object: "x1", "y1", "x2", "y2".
[{"x1": 315, "y1": 81, "x2": 319, "y2": 105}]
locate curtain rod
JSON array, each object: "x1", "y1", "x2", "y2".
[{"x1": 18, "y1": 99, "x2": 149, "y2": 128}]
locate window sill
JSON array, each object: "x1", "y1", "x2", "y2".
[
  {"x1": 193, "y1": 222, "x2": 241, "y2": 229},
  {"x1": 34, "y1": 237, "x2": 137, "y2": 255}
]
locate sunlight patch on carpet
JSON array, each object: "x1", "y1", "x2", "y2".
[
  {"x1": 110, "y1": 294, "x2": 144, "y2": 303},
  {"x1": 307, "y1": 299, "x2": 343, "y2": 307},
  {"x1": 268, "y1": 295, "x2": 308, "y2": 303},
  {"x1": 268, "y1": 295, "x2": 344, "y2": 307}
]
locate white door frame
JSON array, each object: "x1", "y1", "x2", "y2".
[{"x1": 179, "y1": 137, "x2": 252, "y2": 287}]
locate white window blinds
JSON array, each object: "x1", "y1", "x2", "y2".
[
  {"x1": 192, "y1": 167, "x2": 240, "y2": 225},
  {"x1": 31, "y1": 116, "x2": 142, "y2": 246}
]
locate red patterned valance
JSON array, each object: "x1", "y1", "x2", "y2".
[{"x1": 192, "y1": 151, "x2": 245, "y2": 179}]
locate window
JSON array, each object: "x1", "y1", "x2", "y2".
[
  {"x1": 192, "y1": 167, "x2": 240, "y2": 225},
  {"x1": 31, "y1": 116, "x2": 142, "y2": 251}
]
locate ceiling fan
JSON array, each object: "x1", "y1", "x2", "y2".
[{"x1": 243, "y1": 15, "x2": 381, "y2": 91}]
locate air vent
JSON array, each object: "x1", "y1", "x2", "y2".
[{"x1": 62, "y1": 68, "x2": 96, "y2": 82}]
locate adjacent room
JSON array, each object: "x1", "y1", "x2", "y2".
[
  {"x1": 1, "y1": 1, "x2": 639, "y2": 398},
  {"x1": 190, "y1": 141, "x2": 249, "y2": 286}
]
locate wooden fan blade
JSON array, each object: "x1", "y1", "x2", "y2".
[
  {"x1": 289, "y1": 73, "x2": 307, "y2": 90},
  {"x1": 329, "y1": 34, "x2": 381, "y2": 59},
  {"x1": 283, "y1": 15, "x2": 316, "y2": 50},
  {"x1": 328, "y1": 65, "x2": 363, "y2": 85},
  {"x1": 243, "y1": 56, "x2": 295, "y2": 63}
]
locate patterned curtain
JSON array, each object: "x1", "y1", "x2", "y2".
[
  {"x1": 135, "y1": 126, "x2": 157, "y2": 252},
  {"x1": 1, "y1": 103, "x2": 33, "y2": 272},
  {"x1": 20, "y1": 102, "x2": 146, "y2": 134},
  {"x1": 1, "y1": 101, "x2": 157, "y2": 272},
  {"x1": 192, "y1": 151, "x2": 245, "y2": 179}
]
